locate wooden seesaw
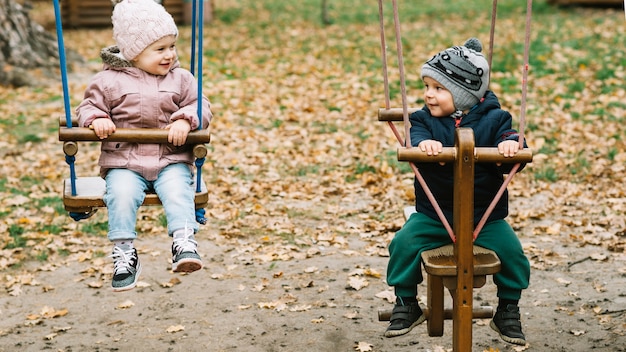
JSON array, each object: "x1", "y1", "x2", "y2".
[{"x1": 377, "y1": 108, "x2": 533, "y2": 352}]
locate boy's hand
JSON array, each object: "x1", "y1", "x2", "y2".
[
  {"x1": 166, "y1": 119, "x2": 191, "y2": 146},
  {"x1": 90, "y1": 118, "x2": 116, "y2": 139},
  {"x1": 418, "y1": 140, "x2": 443, "y2": 156},
  {"x1": 498, "y1": 140, "x2": 521, "y2": 158}
]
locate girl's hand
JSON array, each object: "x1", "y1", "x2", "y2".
[
  {"x1": 166, "y1": 119, "x2": 191, "y2": 146},
  {"x1": 90, "y1": 118, "x2": 116, "y2": 139}
]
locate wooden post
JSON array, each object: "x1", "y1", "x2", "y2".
[{"x1": 452, "y1": 128, "x2": 476, "y2": 352}]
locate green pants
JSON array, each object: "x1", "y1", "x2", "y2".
[{"x1": 387, "y1": 212, "x2": 530, "y2": 300}]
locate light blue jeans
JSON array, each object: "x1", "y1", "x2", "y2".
[{"x1": 103, "y1": 163, "x2": 198, "y2": 241}]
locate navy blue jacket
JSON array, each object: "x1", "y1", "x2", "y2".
[{"x1": 409, "y1": 90, "x2": 526, "y2": 226}]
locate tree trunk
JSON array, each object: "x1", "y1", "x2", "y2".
[
  {"x1": 321, "y1": 0, "x2": 331, "y2": 25},
  {"x1": 0, "y1": 0, "x2": 69, "y2": 86}
]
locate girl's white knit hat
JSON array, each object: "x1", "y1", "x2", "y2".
[{"x1": 111, "y1": 0, "x2": 178, "y2": 61}]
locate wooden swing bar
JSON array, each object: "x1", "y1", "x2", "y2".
[{"x1": 59, "y1": 117, "x2": 211, "y2": 144}]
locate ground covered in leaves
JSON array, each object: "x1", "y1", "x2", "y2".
[{"x1": 1, "y1": 1, "x2": 625, "y2": 351}]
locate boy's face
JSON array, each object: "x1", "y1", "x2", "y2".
[
  {"x1": 132, "y1": 35, "x2": 177, "y2": 76},
  {"x1": 423, "y1": 76, "x2": 456, "y2": 117}
]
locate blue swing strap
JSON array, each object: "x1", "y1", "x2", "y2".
[
  {"x1": 191, "y1": 0, "x2": 206, "y2": 224},
  {"x1": 54, "y1": 0, "x2": 209, "y2": 223}
]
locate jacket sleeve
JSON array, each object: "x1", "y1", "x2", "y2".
[
  {"x1": 76, "y1": 74, "x2": 111, "y2": 127},
  {"x1": 408, "y1": 108, "x2": 435, "y2": 148},
  {"x1": 170, "y1": 70, "x2": 212, "y2": 130},
  {"x1": 494, "y1": 110, "x2": 528, "y2": 174}
]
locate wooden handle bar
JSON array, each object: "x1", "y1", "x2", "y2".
[
  {"x1": 397, "y1": 147, "x2": 533, "y2": 164},
  {"x1": 59, "y1": 127, "x2": 211, "y2": 144},
  {"x1": 378, "y1": 107, "x2": 419, "y2": 121}
]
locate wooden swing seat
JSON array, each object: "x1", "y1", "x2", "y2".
[
  {"x1": 62, "y1": 176, "x2": 209, "y2": 213},
  {"x1": 404, "y1": 206, "x2": 501, "y2": 284},
  {"x1": 59, "y1": 117, "x2": 210, "y2": 214}
]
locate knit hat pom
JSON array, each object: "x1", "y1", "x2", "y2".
[{"x1": 464, "y1": 38, "x2": 483, "y2": 53}]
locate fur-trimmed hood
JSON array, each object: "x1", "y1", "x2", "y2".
[{"x1": 99, "y1": 45, "x2": 180, "y2": 72}]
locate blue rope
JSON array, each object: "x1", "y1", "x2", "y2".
[
  {"x1": 65, "y1": 155, "x2": 77, "y2": 196},
  {"x1": 194, "y1": 0, "x2": 205, "y2": 194},
  {"x1": 195, "y1": 157, "x2": 205, "y2": 193},
  {"x1": 53, "y1": 0, "x2": 78, "y2": 197},
  {"x1": 52, "y1": 0, "x2": 72, "y2": 130},
  {"x1": 196, "y1": 0, "x2": 204, "y2": 128},
  {"x1": 195, "y1": 208, "x2": 207, "y2": 224},
  {"x1": 190, "y1": 0, "x2": 197, "y2": 75}
]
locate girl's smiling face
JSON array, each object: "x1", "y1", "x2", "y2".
[
  {"x1": 422, "y1": 76, "x2": 456, "y2": 117},
  {"x1": 132, "y1": 35, "x2": 177, "y2": 76}
]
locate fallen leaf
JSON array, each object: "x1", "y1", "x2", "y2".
[
  {"x1": 556, "y1": 278, "x2": 571, "y2": 286},
  {"x1": 570, "y1": 329, "x2": 586, "y2": 336},
  {"x1": 343, "y1": 311, "x2": 360, "y2": 319},
  {"x1": 116, "y1": 300, "x2": 134, "y2": 309},
  {"x1": 166, "y1": 325, "x2": 185, "y2": 333},
  {"x1": 347, "y1": 276, "x2": 369, "y2": 291},
  {"x1": 354, "y1": 341, "x2": 373, "y2": 352}
]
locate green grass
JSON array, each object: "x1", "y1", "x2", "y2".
[{"x1": 80, "y1": 221, "x2": 109, "y2": 236}]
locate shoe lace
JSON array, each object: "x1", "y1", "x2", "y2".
[
  {"x1": 110, "y1": 246, "x2": 136, "y2": 275},
  {"x1": 172, "y1": 224, "x2": 197, "y2": 255}
]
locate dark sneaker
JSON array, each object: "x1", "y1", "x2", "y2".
[
  {"x1": 490, "y1": 304, "x2": 526, "y2": 345},
  {"x1": 172, "y1": 228, "x2": 203, "y2": 273},
  {"x1": 384, "y1": 302, "x2": 426, "y2": 338},
  {"x1": 110, "y1": 246, "x2": 141, "y2": 292}
]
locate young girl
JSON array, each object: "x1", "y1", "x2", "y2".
[
  {"x1": 77, "y1": 0, "x2": 212, "y2": 292},
  {"x1": 384, "y1": 38, "x2": 530, "y2": 346}
]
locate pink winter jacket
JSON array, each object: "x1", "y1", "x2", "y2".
[{"x1": 77, "y1": 46, "x2": 212, "y2": 181}]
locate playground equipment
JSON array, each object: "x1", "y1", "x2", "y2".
[
  {"x1": 52, "y1": 0, "x2": 211, "y2": 223},
  {"x1": 376, "y1": 1, "x2": 534, "y2": 350}
]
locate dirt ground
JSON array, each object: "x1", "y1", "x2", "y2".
[{"x1": 1, "y1": 190, "x2": 625, "y2": 352}]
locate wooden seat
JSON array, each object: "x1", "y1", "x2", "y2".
[
  {"x1": 62, "y1": 176, "x2": 209, "y2": 213},
  {"x1": 421, "y1": 243, "x2": 501, "y2": 337},
  {"x1": 394, "y1": 206, "x2": 501, "y2": 336}
]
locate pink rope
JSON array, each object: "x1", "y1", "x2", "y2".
[
  {"x1": 378, "y1": 0, "x2": 391, "y2": 110},
  {"x1": 377, "y1": 0, "x2": 455, "y2": 241},
  {"x1": 473, "y1": 0, "x2": 533, "y2": 239},
  {"x1": 488, "y1": 0, "x2": 498, "y2": 78},
  {"x1": 391, "y1": 0, "x2": 411, "y2": 149}
]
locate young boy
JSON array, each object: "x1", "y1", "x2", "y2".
[
  {"x1": 77, "y1": 0, "x2": 212, "y2": 292},
  {"x1": 384, "y1": 38, "x2": 530, "y2": 346}
]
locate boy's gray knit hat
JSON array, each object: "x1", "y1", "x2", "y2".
[
  {"x1": 421, "y1": 38, "x2": 490, "y2": 111},
  {"x1": 111, "y1": 0, "x2": 178, "y2": 61}
]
